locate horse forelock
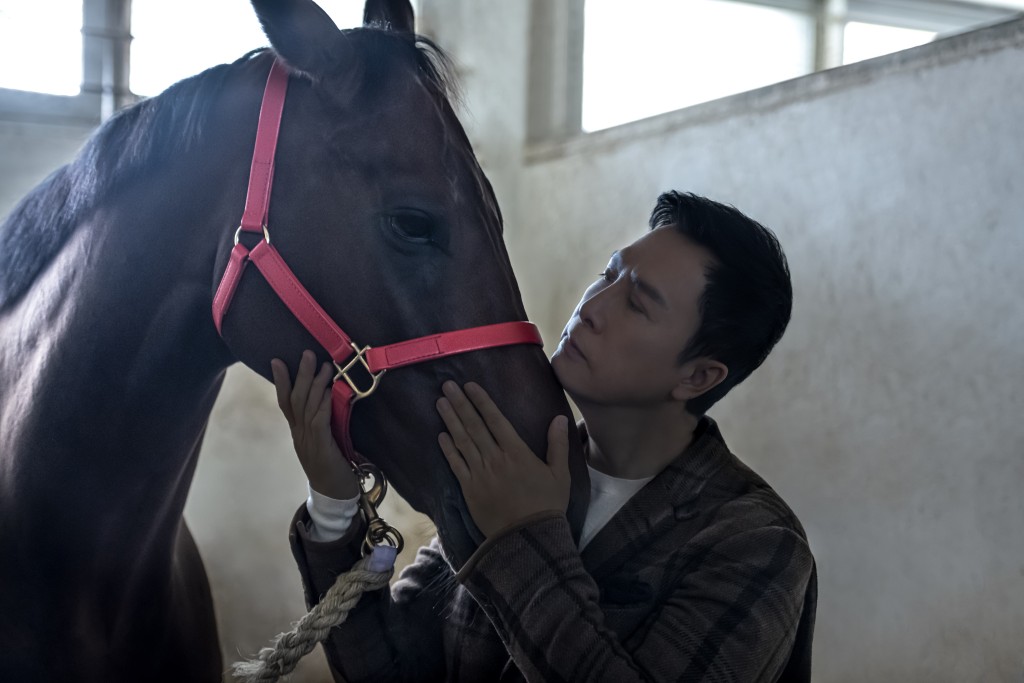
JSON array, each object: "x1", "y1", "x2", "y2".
[{"x1": 347, "y1": 28, "x2": 462, "y2": 110}]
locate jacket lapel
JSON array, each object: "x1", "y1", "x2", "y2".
[{"x1": 580, "y1": 417, "x2": 731, "y2": 583}]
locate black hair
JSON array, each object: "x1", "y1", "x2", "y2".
[{"x1": 649, "y1": 191, "x2": 792, "y2": 416}]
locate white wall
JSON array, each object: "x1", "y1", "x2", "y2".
[
  {"x1": 0, "y1": 120, "x2": 92, "y2": 214},
  {"x1": 424, "y1": 4, "x2": 1024, "y2": 681}
]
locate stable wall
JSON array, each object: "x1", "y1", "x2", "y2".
[
  {"x1": 428, "y1": 5, "x2": 1024, "y2": 681},
  {"x1": 0, "y1": 120, "x2": 93, "y2": 216}
]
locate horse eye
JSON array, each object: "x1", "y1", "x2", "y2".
[{"x1": 388, "y1": 213, "x2": 435, "y2": 242}]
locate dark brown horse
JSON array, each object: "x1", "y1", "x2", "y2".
[{"x1": 0, "y1": 1, "x2": 586, "y2": 680}]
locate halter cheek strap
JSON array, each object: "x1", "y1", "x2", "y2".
[{"x1": 212, "y1": 59, "x2": 544, "y2": 464}]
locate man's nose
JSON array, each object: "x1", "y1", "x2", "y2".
[{"x1": 579, "y1": 284, "x2": 612, "y2": 332}]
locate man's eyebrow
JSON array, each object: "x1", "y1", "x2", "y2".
[
  {"x1": 631, "y1": 273, "x2": 668, "y2": 309},
  {"x1": 611, "y1": 251, "x2": 668, "y2": 309}
]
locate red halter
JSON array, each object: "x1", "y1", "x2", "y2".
[{"x1": 212, "y1": 59, "x2": 543, "y2": 463}]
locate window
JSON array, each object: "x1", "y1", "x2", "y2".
[
  {"x1": 843, "y1": 21, "x2": 936, "y2": 65},
  {"x1": 130, "y1": 0, "x2": 400, "y2": 96},
  {"x1": 0, "y1": 0, "x2": 83, "y2": 95},
  {"x1": 578, "y1": 0, "x2": 1024, "y2": 134},
  {"x1": 582, "y1": 0, "x2": 815, "y2": 132},
  {"x1": 0, "y1": 0, "x2": 426, "y2": 124}
]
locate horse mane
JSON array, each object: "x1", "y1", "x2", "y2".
[
  {"x1": 0, "y1": 51, "x2": 250, "y2": 313},
  {"x1": 0, "y1": 29, "x2": 460, "y2": 313}
]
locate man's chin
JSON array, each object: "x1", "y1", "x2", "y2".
[
  {"x1": 551, "y1": 350, "x2": 572, "y2": 385},
  {"x1": 552, "y1": 361, "x2": 585, "y2": 405}
]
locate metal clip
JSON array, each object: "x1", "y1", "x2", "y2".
[
  {"x1": 354, "y1": 463, "x2": 404, "y2": 557},
  {"x1": 334, "y1": 343, "x2": 386, "y2": 402}
]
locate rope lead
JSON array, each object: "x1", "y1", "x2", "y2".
[{"x1": 232, "y1": 545, "x2": 398, "y2": 683}]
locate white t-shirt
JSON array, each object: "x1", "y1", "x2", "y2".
[
  {"x1": 305, "y1": 464, "x2": 653, "y2": 548},
  {"x1": 578, "y1": 464, "x2": 653, "y2": 550}
]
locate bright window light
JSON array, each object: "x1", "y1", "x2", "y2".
[
  {"x1": 131, "y1": 0, "x2": 374, "y2": 96},
  {"x1": 843, "y1": 22, "x2": 937, "y2": 65},
  {"x1": 583, "y1": 0, "x2": 815, "y2": 132},
  {"x1": 0, "y1": 0, "x2": 82, "y2": 96}
]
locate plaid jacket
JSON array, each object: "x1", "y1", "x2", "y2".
[{"x1": 289, "y1": 417, "x2": 817, "y2": 682}]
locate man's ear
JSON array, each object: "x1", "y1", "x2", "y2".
[{"x1": 671, "y1": 358, "x2": 728, "y2": 402}]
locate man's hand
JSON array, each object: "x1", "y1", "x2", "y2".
[
  {"x1": 271, "y1": 350, "x2": 360, "y2": 500},
  {"x1": 436, "y1": 381, "x2": 571, "y2": 539}
]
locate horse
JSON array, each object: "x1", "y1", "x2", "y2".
[{"x1": 0, "y1": 1, "x2": 587, "y2": 680}]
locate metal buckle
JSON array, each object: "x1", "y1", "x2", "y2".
[
  {"x1": 354, "y1": 463, "x2": 405, "y2": 557},
  {"x1": 334, "y1": 343, "x2": 385, "y2": 402},
  {"x1": 233, "y1": 224, "x2": 271, "y2": 246}
]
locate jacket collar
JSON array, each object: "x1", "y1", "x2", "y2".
[{"x1": 578, "y1": 416, "x2": 732, "y2": 581}]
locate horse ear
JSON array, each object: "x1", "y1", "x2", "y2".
[
  {"x1": 251, "y1": 0, "x2": 341, "y2": 76},
  {"x1": 363, "y1": 0, "x2": 415, "y2": 33}
]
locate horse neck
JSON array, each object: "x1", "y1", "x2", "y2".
[{"x1": 0, "y1": 97, "x2": 252, "y2": 548}]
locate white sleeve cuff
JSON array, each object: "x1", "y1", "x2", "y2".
[{"x1": 305, "y1": 482, "x2": 360, "y2": 543}]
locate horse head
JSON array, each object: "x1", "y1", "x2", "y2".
[
  {"x1": 0, "y1": 2, "x2": 587, "y2": 678},
  {"x1": 215, "y1": 0, "x2": 588, "y2": 568}
]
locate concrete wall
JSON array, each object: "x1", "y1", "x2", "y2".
[
  {"x1": 3, "y1": 6, "x2": 1022, "y2": 682},
  {"x1": 0, "y1": 120, "x2": 93, "y2": 216},
  {"x1": 425, "y1": 4, "x2": 1024, "y2": 681}
]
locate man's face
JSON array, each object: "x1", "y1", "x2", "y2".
[{"x1": 551, "y1": 226, "x2": 713, "y2": 406}]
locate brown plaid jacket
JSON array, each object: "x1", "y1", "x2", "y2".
[{"x1": 289, "y1": 417, "x2": 817, "y2": 682}]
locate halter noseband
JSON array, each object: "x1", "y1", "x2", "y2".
[{"x1": 212, "y1": 59, "x2": 543, "y2": 464}]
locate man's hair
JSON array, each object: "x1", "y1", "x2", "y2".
[{"x1": 649, "y1": 191, "x2": 792, "y2": 416}]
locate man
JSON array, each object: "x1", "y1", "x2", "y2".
[{"x1": 272, "y1": 191, "x2": 817, "y2": 681}]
